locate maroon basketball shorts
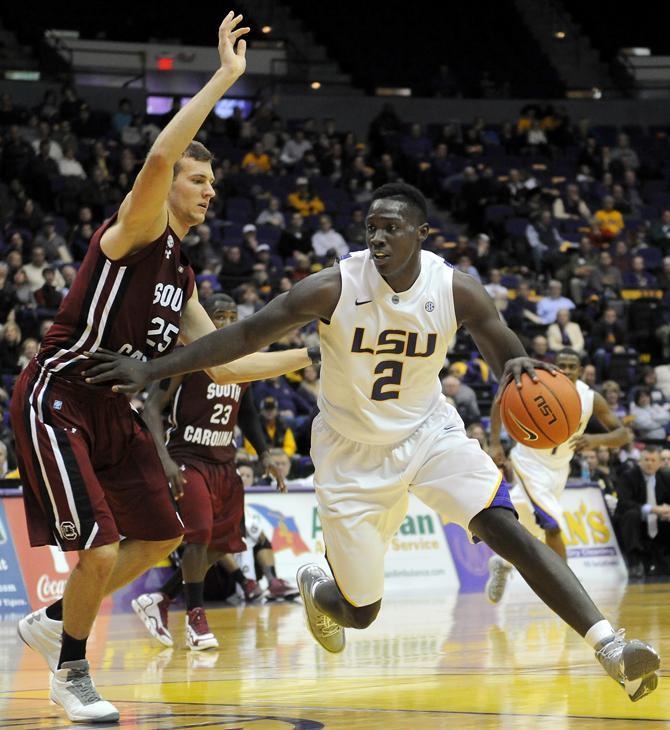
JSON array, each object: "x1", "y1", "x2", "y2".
[
  {"x1": 10, "y1": 359, "x2": 184, "y2": 551},
  {"x1": 171, "y1": 458, "x2": 246, "y2": 553}
]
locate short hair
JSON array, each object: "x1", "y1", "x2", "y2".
[
  {"x1": 643, "y1": 445, "x2": 660, "y2": 455},
  {"x1": 173, "y1": 141, "x2": 214, "y2": 178},
  {"x1": 634, "y1": 387, "x2": 651, "y2": 405},
  {"x1": 557, "y1": 347, "x2": 581, "y2": 361},
  {"x1": 202, "y1": 293, "x2": 236, "y2": 315},
  {"x1": 370, "y1": 182, "x2": 427, "y2": 222}
]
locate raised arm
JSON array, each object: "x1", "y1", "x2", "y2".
[
  {"x1": 100, "y1": 12, "x2": 249, "y2": 260},
  {"x1": 179, "y1": 292, "x2": 314, "y2": 385},
  {"x1": 84, "y1": 266, "x2": 342, "y2": 393},
  {"x1": 453, "y1": 270, "x2": 556, "y2": 387}
]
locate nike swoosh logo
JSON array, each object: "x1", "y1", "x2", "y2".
[
  {"x1": 355, "y1": 299, "x2": 372, "y2": 306},
  {"x1": 506, "y1": 410, "x2": 538, "y2": 441}
]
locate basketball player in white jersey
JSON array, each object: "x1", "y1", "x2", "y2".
[
  {"x1": 486, "y1": 348, "x2": 632, "y2": 603},
  {"x1": 84, "y1": 184, "x2": 660, "y2": 701}
]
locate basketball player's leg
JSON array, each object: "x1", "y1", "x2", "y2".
[
  {"x1": 512, "y1": 458, "x2": 569, "y2": 561},
  {"x1": 470, "y1": 507, "x2": 602, "y2": 633}
]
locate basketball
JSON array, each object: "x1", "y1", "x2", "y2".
[{"x1": 499, "y1": 370, "x2": 581, "y2": 449}]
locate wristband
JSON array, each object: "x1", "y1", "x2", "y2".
[{"x1": 307, "y1": 346, "x2": 321, "y2": 365}]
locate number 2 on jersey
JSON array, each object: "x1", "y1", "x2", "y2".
[{"x1": 371, "y1": 360, "x2": 403, "y2": 401}]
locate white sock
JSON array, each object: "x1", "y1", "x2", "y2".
[{"x1": 584, "y1": 619, "x2": 616, "y2": 649}]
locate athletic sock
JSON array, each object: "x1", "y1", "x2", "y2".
[
  {"x1": 262, "y1": 565, "x2": 277, "y2": 583},
  {"x1": 58, "y1": 631, "x2": 88, "y2": 668},
  {"x1": 46, "y1": 600, "x2": 63, "y2": 621},
  {"x1": 230, "y1": 568, "x2": 246, "y2": 587},
  {"x1": 160, "y1": 569, "x2": 184, "y2": 600},
  {"x1": 585, "y1": 619, "x2": 616, "y2": 649},
  {"x1": 184, "y1": 582, "x2": 205, "y2": 611}
]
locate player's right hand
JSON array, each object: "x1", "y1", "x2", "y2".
[
  {"x1": 83, "y1": 348, "x2": 152, "y2": 394},
  {"x1": 218, "y1": 11, "x2": 250, "y2": 78},
  {"x1": 162, "y1": 458, "x2": 186, "y2": 500}
]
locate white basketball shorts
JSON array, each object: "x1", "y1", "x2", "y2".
[
  {"x1": 510, "y1": 446, "x2": 569, "y2": 533},
  {"x1": 310, "y1": 399, "x2": 509, "y2": 606}
]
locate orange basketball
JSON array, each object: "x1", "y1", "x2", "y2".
[{"x1": 499, "y1": 370, "x2": 581, "y2": 449}]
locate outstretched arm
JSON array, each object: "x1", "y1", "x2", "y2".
[
  {"x1": 101, "y1": 12, "x2": 249, "y2": 259},
  {"x1": 84, "y1": 266, "x2": 341, "y2": 393},
  {"x1": 453, "y1": 270, "x2": 557, "y2": 387},
  {"x1": 179, "y1": 292, "x2": 313, "y2": 384}
]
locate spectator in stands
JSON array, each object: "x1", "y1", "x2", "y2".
[
  {"x1": 17, "y1": 337, "x2": 38, "y2": 370},
  {"x1": 522, "y1": 118, "x2": 549, "y2": 157},
  {"x1": 552, "y1": 183, "x2": 591, "y2": 221},
  {"x1": 525, "y1": 210, "x2": 563, "y2": 272},
  {"x1": 0, "y1": 321, "x2": 22, "y2": 374},
  {"x1": 611, "y1": 183, "x2": 633, "y2": 216},
  {"x1": 582, "y1": 363, "x2": 598, "y2": 389},
  {"x1": 245, "y1": 396, "x2": 297, "y2": 458},
  {"x1": 586, "y1": 250, "x2": 623, "y2": 300},
  {"x1": 253, "y1": 375, "x2": 313, "y2": 424},
  {"x1": 630, "y1": 367, "x2": 668, "y2": 408},
  {"x1": 218, "y1": 246, "x2": 252, "y2": 292},
  {"x1": 484, "y1": 269, "x2": 508, "y2": 300},
  {"x1": 441, "y1": 375, "x2": 480, "y2": 426},
  {"x1": 0, "y1": 441, "x2": 8, "y2": 478},
  {"x1": 656, "y1": 257, "x2": 670, "y2": 290},
  {"x1": 594, "y1": 195, "x2": 624, "y2": 242},
  {"x1": 58, "y1": 146, "x2": 86, "y2": 179},
  {"x1": 614, "y1": 447, "x2": 670, "y2": 578},
  {"x1": 278, "y1": 212, "x2": 312, "y2": 258},
  {"x1": 590, "y1": 307, "x2": 628, "y2": 376},
  {"x1": 662, "y1": 449, "x2": 670, "y2": 469},
  {"x1": 28, "y1": 140, "x2": 60, "y2": 208},
  {"x1": 623, "y1": 255, "x2": 657, "y2": 289},
  {"x1": 311, "y1": 215, "x2": 349, "y2": 259},
  {"x1": 466, "y1": 422, "x2": 489, "y2": 451},
  {"x1": 280, "y1": 129, "x2": 312, "y2": 167},
  {"x1": 242, "y1": 140, "x2": 272, "y2": 174},
  {"x1": 547, "y1": 308, "x2": 585, "y2": 354},
  {"x1": 33, "y1": 217, "x2": 72, "y2": 264},
  {"x1": 455, "y1": 254, "x2": 481, "y2": 283},
  {"x1": 297, "y1": 364, "x2": 320, "y2": 402},
  {"x1": 34, "y1": 267, "x2": 63, "y2": 317},
  {"x1": 601, "y1": 381, "x2": 628, "y2": 420},
  {"x1": 287, "y1": 177, "x2": 325, "y2": 218},
  {"x1": 344, "y1": 208, "x2": 366, "y2": 248},
  {"x1": 505, "y1": 279, "x2": 543, "y2": 336},
  {"x1": 536, "y1": 279, "x2": 575, "y2": 324},
  {"x1": 581, "y1": 448, "x2": 616, "y2": 498},
  {"x1": 400, "y1": 123, "x2": 432, "y2": 162},
  {"x1": 23, "y1": 246, "x2": 64, "y2": 293},
  {"x1": 255, "y1": 197, "x2": 285, "y2": 228},
  {"x1": 649, "y1": 210, "x2": 670, "y2": 253},
  {"x1": 557, "y1": 236, "x2": 598, "y2": 304},
  {"x1": 623, "y1": 170, "x2": 644, "y2": 213},
  {"x1": 529, "y1": 334, "x2": 555, "y2": 364},
  {"x1": 630, "y1": 389, "x2": 670, "y2": 442},
  {"x1": 610, "y1": 133, "x2": 640, "y2": 173},
  {"x1": 112, "y1": 98, "x2": 133, "y2": 135}
]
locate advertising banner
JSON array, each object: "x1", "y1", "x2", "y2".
[
  {"x1": 0, "y1": 500, "x2": 29, "y2": 615},
  {"x1": 245, "y1": 492, "x2": 460, "y2": 596}
]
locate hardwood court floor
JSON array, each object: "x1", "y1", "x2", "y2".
[{"x1": 1, "y1": 582, "x2": 669, "y2": 729}]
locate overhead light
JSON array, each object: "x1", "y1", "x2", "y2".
[
  {"x1": 4, "y1": 70, "x2": 40, "y2": 81},
  {"x1": 592, "y1": 86, "x2": 603, "y2": 99},
  {"x1": 554, "y1": 31, "x2": 566, "y2": 39},
  {"x1": 310, "y1": 81, "x2": 321, "y2": 90},
  {"x1": 261, "y1": 25, "x2": 272, "y2": 34}
]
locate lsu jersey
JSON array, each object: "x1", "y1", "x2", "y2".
[{"x1": 318, "y1": 250, "x2": 457, "y2": 445}]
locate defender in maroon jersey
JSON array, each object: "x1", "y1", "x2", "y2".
[
  {"x1": 9, "y1": 14, "x2": 260, "y2": 723},
  {"x1": 132, "y1": 294, "x2": 309, "y2": 650}
]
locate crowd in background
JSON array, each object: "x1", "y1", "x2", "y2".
[{"x1": 1, "y1": 88, "x2": 670, "y2": 576}]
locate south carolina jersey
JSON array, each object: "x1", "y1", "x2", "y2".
[
  {"x1": 38, "y1": 213, "x2": 194, "y2": 386},
  {"x1": 166, "y1": 370, "x2": 248, "y2": 464},
  {"x1": 318, "y1": 250, "x2": 456, "y2": 445},
  {"x1": 512, "y1": 379, "x2": 594, "y2": 468}
]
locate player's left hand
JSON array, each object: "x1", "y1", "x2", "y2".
[
  {"x1": 83, "y1": 348, "x2": 153, "y2": 394},
  {"x1": 497, "y1": 357, "x2": 559, "y2": 397},
  {"x1": 569, "y1": 433, "x2": 593, "y2": 451},
  {"x1": 260, "y1": 452, "x2": 287, "y2": 493}
]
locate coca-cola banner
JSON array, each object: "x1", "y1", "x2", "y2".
[{"x1": 0, "y1": 500, "x2": 29, "y2": 614}]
